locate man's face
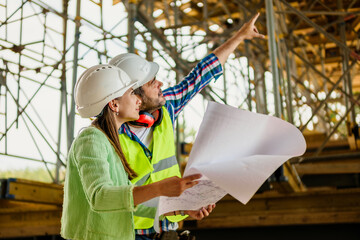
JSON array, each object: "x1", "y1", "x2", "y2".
[{"x1": 136, "y1": 78, "x2": 166, "y2": 113}]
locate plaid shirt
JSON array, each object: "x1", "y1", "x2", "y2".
[{"x1": 119, "y1": 53, "x2": 222, "y2": 235}]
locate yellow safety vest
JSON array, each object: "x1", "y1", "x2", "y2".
[{"x1": 119, "y1": 106, "x2": 186, "y2": 229}]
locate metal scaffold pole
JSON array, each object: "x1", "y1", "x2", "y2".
[
  {"x1": 68, "y1": 0, "x2": 81, "y2": 152},
  {"x1": 266, "y1": 0, "x2": 282, "y2": 118},
  {"x1": 128, "y1": 0, "x2": 136, "y2": 53}
]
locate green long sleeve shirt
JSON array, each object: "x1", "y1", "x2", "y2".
[{"x1": 61, "y1": 126, "x2": 138, "y2": 240}]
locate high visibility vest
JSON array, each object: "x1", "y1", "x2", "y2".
[{"x1": 119, "y1": 106, "x2": 186, "y2": 229}]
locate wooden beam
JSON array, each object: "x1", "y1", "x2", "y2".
[
  {"x1": 305, "y1": 139, "x2": 350, "y2": 151},
  {"x1": 294, "y1": 159, "x2": 360, "y2": 175},
  {"x1": 2, "y1": 178, "x2": 63, "y2": 205},
  {"x1": 195, "y1": 211, "x2": 360, "y2": 229},
  {"x1": 184, "y1": 188, "x2": 360, "y2": 229},
  {"x1": 0, "y1": 199, "x2": 61, "y2": 238}
]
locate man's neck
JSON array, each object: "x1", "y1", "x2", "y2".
[{"x1": 151, "y1": 110, "x2": 159, "y2": 120}]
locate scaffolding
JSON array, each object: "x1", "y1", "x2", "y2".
[
  {"x1": 1, "y1": 0, "x2": 360, "y2": 188},
  {"x1": 1, "y1": 0, "x2": 360, "y2": 238}
]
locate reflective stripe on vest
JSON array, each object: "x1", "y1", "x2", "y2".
[
  {"x1": 119, "y1": 106, "x2": 186, "y2": 229},
  {"x1": 153, "y1": 155, "x2": 177, "y2": 173},
  {"x1": 135, "y1": 155, "x2": 177, "y2": 186}
]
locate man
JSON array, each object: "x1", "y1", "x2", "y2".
[{"x1": 110, "y1": 13, "x2": 264, "y2": 240}]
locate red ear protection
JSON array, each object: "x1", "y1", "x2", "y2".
[
  {"x1": 131, "y1": 109, "x2": 163, "y2": 128},
  {"x1": 136, "y1": 112, "x2": 155, "y2": 127}
]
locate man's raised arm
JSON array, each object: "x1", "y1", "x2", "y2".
[{"x1": 213, "y1": 13, "x2": 265, "y2": 66}]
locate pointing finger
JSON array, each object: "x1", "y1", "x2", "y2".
[{"x1": 250, "y1": 12, "x2": 260, "y2": 25}]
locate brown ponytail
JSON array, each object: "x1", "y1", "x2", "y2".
[{"x1": 92, "y1": 104, "x2": 137, "y2": 180}]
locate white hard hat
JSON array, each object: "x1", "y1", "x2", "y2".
[
  {"x1": 74, "y1": 64, "x2": 137, "y2": 118},
  {"x1": 109, "y1": 53, "x2": 159, "y2": 87}
]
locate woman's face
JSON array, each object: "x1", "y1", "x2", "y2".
[{"x1": 116, "y1": 88, "x2": 142, "y2": 122}]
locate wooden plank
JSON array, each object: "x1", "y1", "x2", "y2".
[
  {"x1": 4, "y1": 178, "x2": 63, "y2": 205},
  {"x1": 196, "y1": 211, "x2": 360, "y2": 228},
  {"x1": 0, "y1": 199, "x2": 61, "y2": 213},
  {"x1": 0, "y1": 225, "x2": 60, "y2": 238},
  {"x1": 294, "y1": 159, "x2": 360, "y2": 175},
  {"x1": 183, "y1": 189, "x2": 360, "y2": 229},
  {"x1": 305, "y1": 139, "x2": 350, "y2": 151},
  {"x1": 0, "y1": 199, "x2": 61, "y2": 238}
]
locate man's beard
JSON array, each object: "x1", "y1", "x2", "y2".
[{"x1": 140, "y1": 95, "x2": 165, "y2": 112}]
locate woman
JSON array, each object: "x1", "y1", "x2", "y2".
[{"x1": 61, "y1": 64, "x2": 202, "y2": 240}]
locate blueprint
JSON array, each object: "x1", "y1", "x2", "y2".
[
  {"x1": 157, "y1": 179, "x2": 227, "y2": 215},
  {"x1": 154, "y1": 101, "x2": 306, "y2": 232}
]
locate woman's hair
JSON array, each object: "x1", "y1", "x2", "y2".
[{"x1": 92, "y1": 103, "x2": 137, "y2": 180}]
